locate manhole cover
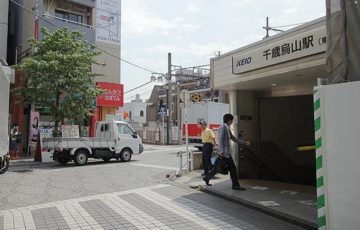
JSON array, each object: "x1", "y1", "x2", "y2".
[{"x1": 13, "y1": 169, "x2": 33, "y2": 173}]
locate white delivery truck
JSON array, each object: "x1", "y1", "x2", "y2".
[
  {"x1": 182, "y1": 101, "x2": 229, "y2": 143},
  {"x1": 0, "y1": 60, "x2": 11, "y2": 174},
  {"x1": 42, "y1": 121, "x2": 144, "y2": 166}
]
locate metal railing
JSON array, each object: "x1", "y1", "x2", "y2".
[
  {"x1": 176, "y1": 150, "x2": 193, "y2": 176},
  {"x1": 43, "y1": 14, "x2": 93, "y2": 29}
]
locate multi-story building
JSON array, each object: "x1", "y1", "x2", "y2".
[
  {"x1": 0, "y1": 1, "x2": 9, "y2": 60},
  {"x1": 7, "y1": 0, "x2": 123, "y2": 155}
]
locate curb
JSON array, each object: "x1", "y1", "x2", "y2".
[
  {"x1": 9, "y1": 161, "x2": 57, "y2": 168},
  {"x1": 201, "y1": 186, "x2": 317, "y2": 230}
]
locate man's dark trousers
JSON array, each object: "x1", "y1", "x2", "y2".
[
  {"x1": 204, "y1": 155, "x2": 240, "y2": 187},
  {"x1": 202, "y1": 143, "x2": 213, "y2": 174}
]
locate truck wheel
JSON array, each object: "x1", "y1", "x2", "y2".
[
  {"x1": 74, "y1": 150, "x2": 88, "y2": 166},
  {"x1": 120, "y1": 148, "x2": 132, "y2": 162},
  {"x1": 0, "y1": 157, "x2": 9, "y2": 174}
]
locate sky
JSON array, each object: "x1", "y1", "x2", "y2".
[{"x1": 121, "y1": 0, "x2": 326, "y2": 102}]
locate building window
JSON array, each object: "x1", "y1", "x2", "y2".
[
  {"x1": 55, "y1": 10, "x2": 83, "y2": 24},
  {"x1": 140, "y1": 111, "x2": 144, "y2": 117}
]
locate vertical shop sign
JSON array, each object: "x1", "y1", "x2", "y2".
[{"x1": 96, "y1": 0, "x2": 121, "y2": 44}]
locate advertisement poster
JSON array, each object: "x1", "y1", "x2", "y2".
[
  {"x1": 29, "y1": 111, "x2": 40, "y2": 147},
  {"x1": 96, "y1": 0, "x2": 121, "y2": 44},
  {"x1": 39, "y1": 128, "x2": 53, "y2": 162}
]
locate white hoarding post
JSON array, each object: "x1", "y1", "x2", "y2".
[{"x1": 315, "y1": 81, "x2": 360, "y2": 229}]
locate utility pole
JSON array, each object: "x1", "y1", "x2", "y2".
[
  {"x1": 263, "y1": 16, "x2": 284, "y2": 39},
  {"x1": 264, "y1": 16, "x2": 270, "y2": 38},
  {"x1": 167, "y1": 53, "x2": 171, "y2": 144}
]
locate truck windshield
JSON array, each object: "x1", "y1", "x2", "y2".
[{"x1": 117, "y1": 123, "x2": 135, "y2": 135}]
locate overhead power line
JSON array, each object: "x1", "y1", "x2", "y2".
[
  {"x1": 124, "y1": 81, "x2": 153, "y2": 94},
  {"x1": 9, "y1": 0, "x2": 159, "y2": 74}
]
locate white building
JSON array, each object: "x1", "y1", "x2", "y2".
[
  {"x1": 212, "y1": 17, "x2": 326, "y2": 186},
  {"x1": 123, "y1": 94, "x2": 147, "y2": 124}
]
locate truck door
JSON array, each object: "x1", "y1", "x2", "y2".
[{"x1": 116, "y1": 123, "x2": 139, "y2": 154}]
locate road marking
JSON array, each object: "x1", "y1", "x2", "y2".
[
  {"x1": 279, "y1": 190, "x2": 298, "y2": 195},
  {"x1": 257, "y1": 201, "x2": 281, "y2": 207},
  {"x1": 252, "y1": 186, "x2": 269, "y2": 190},
  {"x1": 297, "y1": 200, "x2": 316, "y2": 206},
  {"x1": 130, "y1": 163, "x2": 178, "y2": 170}
]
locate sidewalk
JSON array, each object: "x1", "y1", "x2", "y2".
[{"x1": 175, "y1": 170, "x2": 317, "y2": 230}]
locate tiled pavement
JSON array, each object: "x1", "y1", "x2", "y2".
[{"x1": 0, "y1": 184, "x2": 302, "y2": 230}]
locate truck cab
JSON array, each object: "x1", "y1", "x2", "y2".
[{"x1": 96, "y1": 121, "x2": 143, "y2": 156}]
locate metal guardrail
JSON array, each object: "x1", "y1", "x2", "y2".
[{"x1": 176, "y1": 150, "x2": 193, "y2": 176}]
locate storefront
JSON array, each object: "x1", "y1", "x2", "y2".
[
  {"x1": 90, "y1": 82, "x2": 124, "y2": 136},
  {"x1": 211, "y1": 17, "x2": 327, "y2": 185}
]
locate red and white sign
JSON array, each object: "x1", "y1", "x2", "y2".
[{"x1": 96, "y1": 82, "x2": 124, "y2": 107}]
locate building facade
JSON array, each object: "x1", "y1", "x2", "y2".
[
  {"x1": 212, "y1": 17, "x2": 326, "y2": 186},
  {"x1": 6, "y1": 0, "x2": 123, "y2": 155},
  {"x1": 122, "y1": 94, "x2": 147, "y2": 124},
  {"x1": 0, "y1": 1, "x2": 9, "y2": 60}
]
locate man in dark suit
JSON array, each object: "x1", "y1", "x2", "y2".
[{"x1": 203, "y1": 113, "x2": 250, "y2": 190}]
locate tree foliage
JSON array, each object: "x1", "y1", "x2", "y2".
[{"x1": 15, "y1": 28, "x2": 103, "y2": 133}]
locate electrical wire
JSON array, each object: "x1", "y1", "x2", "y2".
[
  {"x1": 124, "y1": 81, "x2": 153, "y2": 94},
  {"x1": 9, "y1": 0, "x2": 159, "y2": 74},
  {"x1": 271, "y1": 22, "x2": 306, "y2": 28}
]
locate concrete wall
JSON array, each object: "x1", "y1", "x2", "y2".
[
  {"x1": 236, "y1": 91, "x2": 257, "y2": 142},
  {"x1": 0, "y1": 0, "x2": 9, "y2": 59}
]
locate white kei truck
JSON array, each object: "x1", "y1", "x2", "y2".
[
  {"x1": 0, "y1": 60, "x2": 11, "y2": 174},
  {"x1": 42, "y1": 121, "x2": 144, "y2": 166}
]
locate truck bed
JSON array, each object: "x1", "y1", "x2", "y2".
[{"x1": 42, "y1": 137, "x2": 117, "y2": 149}]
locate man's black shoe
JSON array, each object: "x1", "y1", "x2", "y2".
[
  {"x1": 201, "y1": 172, "x2": 208, "y2": 176},
  {"x1": 232, "y1": 186, "x2": 246, "y2": 190},
  {"x1": 203, "y1": 178, "x2": 212, "y2": 186}
]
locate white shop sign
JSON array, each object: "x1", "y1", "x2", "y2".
[{"x1": 232, "y1": 26, "x2": 327, "y2": 74}]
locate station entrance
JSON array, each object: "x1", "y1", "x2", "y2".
[{"x1": 257, "y1": 95, "x2": 315, "y2": 185}]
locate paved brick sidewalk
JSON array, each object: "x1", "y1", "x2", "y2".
[
  {"x1": 175, "y1": 170, "x2": 317, "y2": 230},
  {"x1": 0, "y1": 184, "x2": 304, "y2": 230}
]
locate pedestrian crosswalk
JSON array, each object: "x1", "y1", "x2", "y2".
[{"x1": 0, "y1": 184, "x2": 253, "y2": 230}]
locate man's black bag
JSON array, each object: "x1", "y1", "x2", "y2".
[{"x1": 215, "y1": 157, "x2": 228, "y2": 175}]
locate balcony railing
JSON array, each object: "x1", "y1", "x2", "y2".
[{"x1": 43, "y1": 13, "x2": 93, "y2": 29}]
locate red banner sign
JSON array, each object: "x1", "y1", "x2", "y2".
[{"x1": 96, "y1": 82, "x2": 124, "y2": 107}]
